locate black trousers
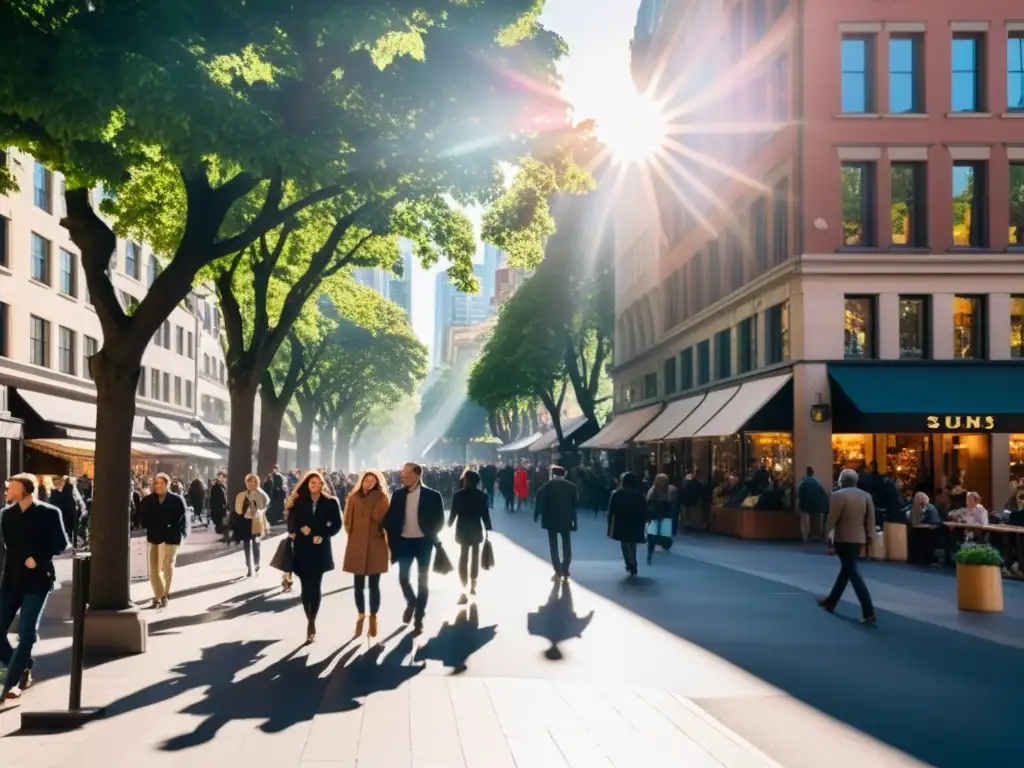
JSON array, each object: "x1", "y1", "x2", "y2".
[
  {"x1": 298, "y1": 570, "x2": 324, "y2": 621},
  {"x1": 547, "y1": 530, "x2": 572, "y2": 576},
  {"x1": 353, "y1": 574, "x2": 381, "y2": 615},
  {"x1": 621, "y1": 542, "x2": 638, "y2": 572},
  {"x1": 459, "y1": 544, "x2": 480, "y2": 586},
  {"x1": 827, "y1": 542, "x2": 875, "y2": 617}
]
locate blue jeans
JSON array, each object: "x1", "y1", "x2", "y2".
[
  {"x1": 0, "y1": 589, "x2": 49, "y2": 695},
  {"x1": 396, "y1": 538, "x2": 433, "y2": 620}
]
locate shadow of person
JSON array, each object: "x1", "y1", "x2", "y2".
[
  {"x1": 414, "y1": 603, "x2": 497, "y2": 674},
  {"x1": 318, "y1": 630, "x2": 425, "y2": 713},
  {"x1": 527, "y1": 581, "x2": 594, "y2": 660}
]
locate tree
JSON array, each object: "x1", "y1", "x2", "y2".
[
  {"x1": 1, "y1": 1, "x2": 586, "y2": 615},
  {"x1": 416, "y1": 367, "x2": 488, "y2": 460}
]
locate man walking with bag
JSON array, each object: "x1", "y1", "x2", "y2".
[{"x1": 535, "y1": 466, "x2": 578, "y2": 581}]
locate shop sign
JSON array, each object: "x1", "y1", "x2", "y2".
[{"x1": 926, "y1": 415, "x2": 995, "y2": 431}]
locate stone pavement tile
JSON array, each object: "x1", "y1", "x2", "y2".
[
  {"x1": 448, "y1": 678, "x2": 515, "y2": 768},
  {"x1": 408, "y1": 677, "x2": 464, "y2": 766}
]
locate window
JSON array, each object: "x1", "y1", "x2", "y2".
[
  {"x1": 841, "y1": 163, "x2": 875, "y2": 246},
  {"x1": 0, "y1": 215, "x2": 8, "y2": 268},
  {"x1": 750, "y1": 198, "x2": 768, "y2": 274},
  {"x1": 738, "y1": 316, "x2": 757, "y2": 374},
  {"x1": 162, "y1": 372, "x2": 171, "y2": 402},
  {"x1": 772, "y1": 178, "x2": 789, "y2": 265},
  {"x1": 1011, "y1": 296, "x2": 1024, "y2": 358},
  {"x1": 707, "y1": 242, "x2": 722, "y2": 304},
  {"x1": 59, "y1": 249, "x2": 77, "y2": 296},
  {"x1": 843, "y1": 296, "x2": 876, "y2": 359},
  {"x1": 30, "y1": 315, "x2": 50, "y2": 367},
  {"x1": 697, "y1": 340, "x2": 711, "y2": 386},
  {"x1": 690, "y1": 251, "x2": 705, "y2": 313},
  {"x1": 174, "y1": 376, "x2": 183, "y2": 405},
  {"x1": 680, "y1": 347, "x2": 694, "y2": 391},
  {"x1": 715, "y1": 329, "x2": 732, "y2": 380},
  {"x1": 0, "y1": 302, "x2": 8, "y2": 358},
  {"x1": 219, "y1": 360, "x2": 226, "y2": 383},
  {"x1": 953, "y1": 162, "x2": 986, "y2": 247},
  {"x1": 203, "y1": 353, "x2": 211, "y2": 375},
  {"x1": 723, "y1": 233, "x2": 740, "y2": 292},
  {"x1": 31, "y1": 233, "x2": 51, "y2": 284},
  {"x1": 185, "y1": 380, "x2": 194, "y2": 409},
  {"x1": 175, "y1": 326, "x2": 185, "y2": 355},
  {"x1": 83, "y1": 336, "x2": 98, "y2": 379},
  {"x1": 663, "y1": 357, "x2": 677, "y2": 395},
  {"x1": 841, "y1": 35, "x2": 874, "y2": 113},
  {"x1": 889, "y1": 35, "x2": 923, "y2": 113},
  {"x1": 951, "y1": 34, "x2": 984, "y2": 112},
  {"x1": 137, "y1": 368, "x2": 146, "y2": 397},
  {"x1": 33, "y1": 161, "x2": 51, "y2": 213},
  {"x1": 899, "y1": 297, "x2": 929, "y2": 359},
  {"x1": 953, "y1": 295, "x2": 984, "y2": 359},
  {"x1": 890, "y1": 163, "x2": 927, "y2": 247},
  {"x1": 58, "y1": 326, "x2": 76, "y2": 375},
  {"x1": 765, "y1": 302, "x2": 789, "y2": 364},
  {"x1": 1010, "y1": 34, "x2": 1024, "y2": 111},
  {"x1": 124, "y1": 241, "x2": 140, "y2": 280},
  {"x1": 151, "y1": 369, "x2": 160, "y2": 399},
  {"x1": 187, "y1": 331, "x2": 194, "y2": 359},
  {"x1": 161, "y1": 320, "x2": 171, "y2": 348},
  {"x1": 1010, "y1": 163, "x2": 1024, "y2": 246},
  {"x1": 59, "y1": 177, "x2": 66, "y2": 217},
  {"x1": 146, "y1": 254, "x2": 159, "y2": 288},
  {"x1": 643, "y1": 372, "x2": 658, "y2": 400}
]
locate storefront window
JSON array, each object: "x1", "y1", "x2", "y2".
[
  {"x1": 953, "y1": 295, "x2": 983, "y2": 359},
  {"x1": 1011, "y1": 296, "x2": 1024, "y2": 358},
  {"x1": 833, "y1": 434, "x2": 871, "y2": 478},
  {"x1": 711, "y1": 435, "x2": 741, "y2": 487},
  {"x1": 844, "y1": 296, "x2": 875, "y2": 358},
  {"x1": 1010, "y1": 434, "x2": 1024, "y2": 486},
  {"x1": 899, "y1": 296, "x2": 928, "y2": 359},
  {"x1": 883, "y1": 434, "x2": 931, "y2": 495},
  {"x1": 745, "y1": 432, "x2": 794, "y2": 508}
]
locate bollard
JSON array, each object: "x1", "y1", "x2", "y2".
[{"x1": 19, "y1": 553, "x2": 105, "y2": 732}]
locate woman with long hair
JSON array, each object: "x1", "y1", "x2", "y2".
[
  {"x1": 287, "y1": 470, "x2": 342, "y2": 643},
  {"x1": 448, "y1": 468, "x2": 492, "y2": 604},
  {"x1": 342, "y1": 470, "x2": 390, "y2": 638},
  {"x1": 233, "y1": 473, "x2": 270, "y2": 578}
]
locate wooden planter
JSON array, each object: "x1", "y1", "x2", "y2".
[
  {"x1": 956, "y1": 564, "x2": 1004, "y2": 612},
  {"x1": 709, "y1": 507, "x2": 802, "y2": 541},
  {"x1": 883, "y1": 522, "x2": 908, "y2": 562}
]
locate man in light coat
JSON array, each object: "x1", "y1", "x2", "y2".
[
  {"x1": 818, "y1": 468, "x2": 876, "y2": 624},
  {"x1": 535, "y1": 466, "x2": 578, "y2": 581}
]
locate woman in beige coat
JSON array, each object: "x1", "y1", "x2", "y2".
[
  {"x1": 233, "y1": 473, "x2": 269, "y2": 578},
  {"x1": 343, "y1": 470, "x2": 390, "y2": 638}
]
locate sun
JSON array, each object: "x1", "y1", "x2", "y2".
[{"x1": 595, "y1": 89, "x2": 667, "y2": 164}]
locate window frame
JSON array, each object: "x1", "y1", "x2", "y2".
[
  {"x1": 83, "y1": 335, "x2": 98, "y2": 380},
  {"x1": 151, "y1": 369, "x2": 160, "y2": 399},
  {"x1": 772, "y1": 178, "x2": 790, "y2": 265},
  {"x1": 0, "y1": 302, "x2": 9, "y2": 359},
  {"x1": 841, "y1": 162, "x2": 876, "y2": 247},
  {"x1": 1009, "y1": 162, "x2": 1024, "y2": 247},
  {"x1": 58, "y1": 326, "x2": 76, "y2": 375},
  {"x1": 30, "y1": 232, "x2": 51, "y2": 285},
  {"x1": 738, "y1": 316, "x2": 757, "y2": 374},
  {"x1": 888, "y1": 34, "x2": 924, "y2": 114},
  {"x1": 0, "y1": 215, "x2": 9, "y2": 269},
  {"x1": 29, "y1": 315, "x2": 50, "y2": 368},
  {"x1": 680, "y1": 347, "x2": 695, "y2": 391},
  {"x1": 33, "y1": 161, "x2": 52, "y2": 213},
  {"x1": 953, "y1": 294, "x2": 986, "y2": 360},
  {"x1": 1010, "y1": 295, "x2": 1024, "y2": 358},
  {"x1": 163, "y1": 372, "x2": 171, "y2": 403},
  {"x1": 714, "y1": 329, "x2": 733, "y2": 380},
  {"x1": 951, "y1": 33, "x2": 985, "y2": 113},
  {"x1": 59, "y1": 248, "x2": 77, "y2": 297},
  {"x1": 841, "y1": 34, "x2": 876, "y2": 114},
  {"x1": 898, "y1": 295, "x2": 930, "y2": 360},
  {"x1": 696, "y1": 340, "x2": 711, "y2": 386},
  {"x1": 890, "y1": 162, "x2": 928, "y2": 248},
  {"x1": 843, "y1": 295, "x2": 878, "y2": 360},
  {"x1": 952, "y1": 161, "x2": 987, "y2": 248},
  {"x1": 663, "y1": 356, "x2": 678, "y2": 395},
  {"x1": 1009, "y1": 33, "x2": 1024, "y2": 112},
  {"x1": 765, "y1": 302, "x2": 790, "y2": 365}
]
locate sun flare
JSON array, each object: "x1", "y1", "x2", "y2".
[{"x1": 595, "y1": 90, "x2": 667, "y2": 164}]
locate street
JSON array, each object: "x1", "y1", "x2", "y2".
[{"x1": 2, "y1": 505, "x2": 1021, "y2": 767}]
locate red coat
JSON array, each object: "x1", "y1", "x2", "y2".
[{"x1": 513, "y1": 468, "x2": 529, "y2": 499}]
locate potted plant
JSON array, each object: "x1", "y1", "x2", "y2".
[{"x1": 954, "y1": 544, "x2": 1004, "y2": 612}]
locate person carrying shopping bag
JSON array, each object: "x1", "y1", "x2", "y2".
[
  {"x1": 645, "y1": 474, "x2": 678, "y2": 564},
  {"x1": 233, "y1": 473, "x2": 270, "y2": 578},
  {"x1": 607, "y1": 472, "x2": 647, "y2": 576},
  {"x1": 342, "y1": 470, "x2": 390, "y2": 639},
  {"x1": 448, "y1": 469, "x2": 493, "y2": 605}
]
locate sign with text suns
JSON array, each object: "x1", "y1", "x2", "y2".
[{"x1": 926, "y1": 415, "x2": 995, "y2": 432}]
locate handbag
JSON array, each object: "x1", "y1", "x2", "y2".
[
  {"x1": 432, "y1": 541, "x2": 453, "y2": 576},
  {"x1": 269, "y1": 537, "x2": 294, "y2": 572},
  {"x1": 481, "y1": 536, "x2": 495, "y2": 570},
  {"x1": 646, "y1": 518, "x2": 673, "y2": 549}
]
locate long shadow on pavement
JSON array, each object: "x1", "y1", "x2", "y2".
[
  {"x1": 496, "y1": 509, "x2": 1024, "y2": 768},
  {"x1": 414, "y1": 603, "x2": 498, "y2": 673},
  {"x1": 526, "y1": 581, "x2": 594, "y2": 661}
]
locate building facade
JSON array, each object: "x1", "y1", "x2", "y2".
[{"x1": 601, "y1": 0, "x2": 1024, "y2": 512}]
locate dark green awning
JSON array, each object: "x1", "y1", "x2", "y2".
[{"x1": 828, "y1": 363, "x2": 1024, "y2": 433}]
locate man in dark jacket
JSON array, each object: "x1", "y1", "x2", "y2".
[
  {"x1": 480, "y1": 463, "x2": 498, "y2": 509},
  {"x1": 50, "y1": 475, "x2": 87, "y2": 549},
  {"x1": 209, "y1": 471, "x2": 228, "y2": 539},
  {"x1": 1, "y1": 473, "x2": 69, "y2": 701},
  {"x1": 797, "y1": 467, "x2": 830, "y2": 542},
  {"x1": 383, "y1": 462, "x2": 444, "y2": 634},
  {"x1": 535, "y1": 466, "x2": 578, "y2": 580},
  {"x1": 138, "y1": 472, "x2": 189, "y2": 608}
]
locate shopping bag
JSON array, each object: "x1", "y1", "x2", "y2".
[
  {"x1": 481, "y1": 538, "x2": 495, "y2": 570},
  {"x1": 646, "y1": 518, "x2": 673, "y2": 550},
  {"x1": 269, "y1": 537, "x2": 294, "y2": 572},
  {"x1": 432, "y1": 542, "x2": 453, "y2": 575}
]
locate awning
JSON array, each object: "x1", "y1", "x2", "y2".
[
  {"x1": 15, "y1": 389, "x2": 96, "y2": 432},
  {"x1": 195, "y1": 420, "x2": 229, "y2": 447},
  {"x1": 692, "y1": 373, "x2": 793, "y2": 438},
  {"x1": 0, "y1": 416, "x2": 22, "y2": 441},
  {"x1": 26, "y1": 438, "x2": 97, "y2": 460},
  {"x1": 667, "y1": 386, "x2": 740, "y2": 440},
  {"x1": 529, "y1": 415, "x2": 589, "y2": 453},
  {"x1": 635, "y1": 394, "x2": 706, "y2": 442},
  {"x1": 146, "y1": 417, "x2": 196, "y2": 443},
  {"x1": 23, "y1": 438, "x2": 219, "y2": 462},
  {"x1": 498, "y1": 431, "x2": 542, "y2": 454},
  {"x1": 580, "y1": 404, "x2": 663, "y2": 450},
  {"x1": 829, "y1": 363, "x2": 1024, "y2": 433}
]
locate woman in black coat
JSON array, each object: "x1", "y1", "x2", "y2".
[
  {"x1": 286, "y1": 470, "x2": 342, "y2": 643},
  {"x1": 607, "y1": 472, "x2": 647, "y2": 577},
  {"x1": 448, "y1": 469, "x2": 493, "y2": 604}
]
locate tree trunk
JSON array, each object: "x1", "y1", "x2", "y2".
[
  {"x1": 257, "y1": 395, "x2": 286, "y2": 475},
  {"x1": 335, "y1": 429, "x2": 352, "y2": 473},
  {"x1": 319, "y1": 422, "x2": 335, "y2": 470},
  {"x1": 228, "y1": 377, "x2": 259, "y2": 497},
  {"x1": 296, "y1": 416, "x2": 315, "y2": 470},
  {"x1": 89, "y1": 350, "x2": 142, "y2": 611}
]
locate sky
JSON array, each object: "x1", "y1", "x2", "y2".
[{"x1": 409, "y1": 0, "x2": 640, "y2": 348}]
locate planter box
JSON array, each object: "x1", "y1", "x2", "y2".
[
  {"x1": 710, "y1": 507, "x2": 802, "y2": 541},
  {"x1": 956, "y1": 564, "x2": 1004, "y2": 612},
  {"x1": 883, "y1": 522, "x2": 908, "y2": 562}
]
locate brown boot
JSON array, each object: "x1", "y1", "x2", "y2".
[
  {"x1": 354, "y1": 614, "x2": 365, "y2": 636},
  {"x1": 368, "y1": 615, "x2": 378, "y2": 638}
]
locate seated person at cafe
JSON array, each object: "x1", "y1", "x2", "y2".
[
  {"x1": 908, "y1": 492, "x2": 945, "y2": 565},
  {"x1": 754, "y1": 477, "x2": 788, "y2": 511},
  {"x1": 714, "y1": 474, "x2": 749, "y2": 509},
  {"x1": 948, "y1": 491, "x2": 989, "y2": 526}
]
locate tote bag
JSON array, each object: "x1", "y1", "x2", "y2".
[
  {"x1": 432, "y1": 542, "x2": 454, "y2": 575},
  {"x1": 481, "y1": 537, "x2": 495, "y2": 570},
  {"x1": 269, "y1": 537, "x2": 294, "y2": 572}
]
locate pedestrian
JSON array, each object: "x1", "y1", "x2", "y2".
[
  {"x1": 0, "y1": 473, "x2": 69, "y2": 701},
  {"x1": 818, "y1": 468, "x2": 877, "y2": 624},
  {"x1": 188, "y1": 477, "x2": 207, "y2": 527},
  {"x1": 287, "y1": 470, "x2": 342, "y2": 643},
  {"x1": 607, "y1": 472, "x2": 647, "y2": 576},
  {"x1": 534, "y1": 465, "x2": 578, "y2": 581},
  {"x1": 209, "y1": 471, "x2": 228, "y2": 539},
  {"x1": 513, "y1": 463, "x2": 530, "y2": 512},
  {"x1": 645, "y1": 474, "x2": 678, "y2": 564},
  {"x1": 342, "y1": 470, "x2": 390, "y2": 639},
  {"x1": 382, "y1": 462, "x2": 444, "y2": 636},
  {"x1": 138, "y1": 472, "x2": 189, "y2": 608},
  {"x1": 50, "y1": 475, "x2": 86, "y2": 549},
  {"x1": 233, "y1": 473, "x2": 269, "y2": 578},
  {"x1": 448, "y1": 468, "x2": 493, "y2": 604}
]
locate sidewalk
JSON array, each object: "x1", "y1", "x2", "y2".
[{"x1": 1, "y1": 531, "x2": 786, "y2": 768}]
